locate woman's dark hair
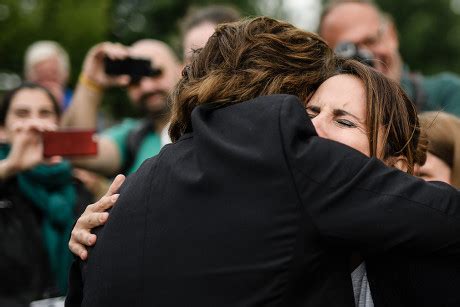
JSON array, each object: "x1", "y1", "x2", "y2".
[
  {"x1": 169, "y1": 16, "x2": 335, "y2": 141},
  {"x1": 0, "y1": 82, "x2": 61, "y2": 125},
  {"x1": 327, "y1": 58, "x2": 426, "y2": 174}
]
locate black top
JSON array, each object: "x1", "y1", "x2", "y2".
[
  {"x1": 69, "y1": 94, "x2": 460, "y2": 307},
  {"x1": 367, "y1": 255, "x2": 460, "y2": 307},
  {"x1": 0, "y1": 178, "x2": 52, "y2": 306}
]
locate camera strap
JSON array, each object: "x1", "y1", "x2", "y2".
[{"x1": 122, "y1": 119, "x2": 152, "y2": 175}]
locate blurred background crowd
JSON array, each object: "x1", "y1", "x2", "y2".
[
  {"x1": 1, "y1": 0, "x2": 460, "y2": 306},
  {"x1": 1, "y1": 0, "x2": 460, "y2": 118}
]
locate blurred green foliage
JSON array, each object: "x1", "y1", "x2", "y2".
[
  {"x1": 0, "y1": 0, "x2": 111, "y2": 84},
  {"x1": 375, "y1": 0, "x2": 460, "y2": 75},
  {"x1": 109, "y1": 0, "x2": 255, "y2": 56}
]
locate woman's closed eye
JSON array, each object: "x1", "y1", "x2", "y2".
[
  {"x1": 306, "y1": 106, "x2": 320, "y2": 118},
  {"x1": 335, "y1": 118, "x2": 357, "y2": 128},
  {"x1": 332, "y1": 109, "x2": 362, "y2": 129}
]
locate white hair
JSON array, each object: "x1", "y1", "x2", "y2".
[{"x1": 24, "y1": 40, "x2": 70, "y2": 78}]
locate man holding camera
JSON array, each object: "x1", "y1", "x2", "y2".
[
  {"x1": 62, "y1": 40, "x2": 182, "y2": 176},
  {"x1": 319, "y1": 0, "x2": 460, "y2": 116}
]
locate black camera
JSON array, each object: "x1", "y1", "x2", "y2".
[
  {"x1": 104, "y1": 57, "x2": 162, "y2": 84},
  {"x1": 334, "y1": 42, "x2": 375, "y2": 67}
]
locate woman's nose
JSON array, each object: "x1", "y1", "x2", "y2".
[{"x1": 311, "y1": 117, "x2": 327, "y2": 138}]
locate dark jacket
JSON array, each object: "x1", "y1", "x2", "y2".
[
  {"x1": 70, "y1": 94, "x2": 460, "y2": 307},
  {"x1": 0, "y1": 178, "x2": 52, "y2": 306},
  {"x1": 367, "y1": 255, "x2": 460, "y2": 307},
  {"x1": 0, "y1": 171, "x2": 93, "y2": 306}
]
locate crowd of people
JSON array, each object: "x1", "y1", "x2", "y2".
[{"x1": 1, "y1": 1, "x2": 460, "y2": 306}]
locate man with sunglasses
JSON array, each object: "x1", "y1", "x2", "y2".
[
  {"x1": 62, "y1": 39, "x2": 182, "y2": 176},
  {"x1": 319, "y1": 0, "x2": 460, "y2": 116}
]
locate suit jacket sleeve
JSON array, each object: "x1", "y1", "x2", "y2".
[{"x1": 278, "y1": 95, "x2": 460, "y2": 256}]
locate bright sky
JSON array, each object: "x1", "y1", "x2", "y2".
[{"x1": 257, "y1": 0, "x2": 322, "y2": 32}]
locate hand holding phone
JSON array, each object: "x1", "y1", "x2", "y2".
[
  {"x1": 3, "y1": 120, "x2": 60, "y2": 176},
  {"x1": 43, "y1": 129, "x2": 98, "y2": 158},
  {"x1": 104, "y1": 57, "x2": 162, "y2": 84},
  {"x1": 80, "y1": 42, "x2": 132, "y2": 89}
]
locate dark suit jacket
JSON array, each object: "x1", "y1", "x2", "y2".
[
  {"x1": 367, "y1": 255, "x2": 460, "y2": 307},
  {"x1": 68, "y1": 94, "x2": 460, "y2": 307}
]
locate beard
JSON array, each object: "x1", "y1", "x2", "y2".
[{"x1": 137, "y1": 90, "x2": 171, "y2": 120}]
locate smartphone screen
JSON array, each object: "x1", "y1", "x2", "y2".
[{"x1": 43, "y1": 129, "x2": 98, "y2": 157}]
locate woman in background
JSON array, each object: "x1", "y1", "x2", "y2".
[
  {"x1": 0, "y1": 83, "x2": 76, "y2": 305},
  {"x1": 416, "y1": 111, "x2": 460, "y2": 188}
]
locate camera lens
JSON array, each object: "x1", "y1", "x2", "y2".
[{"x1": 334, "y1": 42, "x2": 375, "y2": 68}]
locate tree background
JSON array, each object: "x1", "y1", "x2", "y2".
[
  {"x1": 1, "y1": 0, "x2": 459, "y2": 119},
  {"x1": 375, "y1": 0, "x2": 460, "y2": 75}
]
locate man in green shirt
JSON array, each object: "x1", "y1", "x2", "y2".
[
  {"x1": 62, "y1": 39, "x2": 182, "y2": 176},
  {"x1": 319, "y1": 0, "x2": 460, "y2": 116}
]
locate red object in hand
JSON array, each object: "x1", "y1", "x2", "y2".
[{"x1": 43, "y1": 129, "x2": 98, "y2": 157}]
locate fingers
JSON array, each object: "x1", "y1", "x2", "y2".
[
  {"x1": 25, "y1": 119, "x2": 57, "y2": 132},
  {"x1": 83, "y1": 42, "x2": 130, "y2": 86},
  {"x1": 11, "y1": 119, "x2": 57, "y2": 133},
  {"x1": 103, "y1": 42, "x2": 130, "y2": 60},
  {"x1": 68, "y1": 172, "x2": 126, "y2": 260},
  {"x1": 91, "y1": 42, "x2": 129, "y2": 67},
  {"x1": 68, "y1": 240, "x2": 89, "y2": 261},
  {"x1": 95, "y1": 194, "x2": 119, "y2": 212},
  {"x1": 43, "y1": 155, "x2": 63, "y2": 165},
  {"x1": 69, "y1": 209, "x2": 109, "y2": 258},
  {"x1": 68, "y1": 174, "x2": 125, "y2": 259},
  {"x1": 80, "y1": 205, "x2": 111, "y2": 225},
  {"x1": 79, "y1": 194, "x2": 115, "y2": 222},
  {"x1": 105, "y1": 174, "x2": 126, "y2": 196},
  {"x1": 72, "y1": 227, "x2": 97, "y2": 246},
  {"x1": 69, "y1": 229, "x2": 97, "y2": 260},
  {"x1": 110, "y1": 75, "x2": 130, "y2": 87}
]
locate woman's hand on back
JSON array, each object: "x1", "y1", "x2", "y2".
[{"x1": 69, "y1": 174, "x2": 125, "y2": 260}]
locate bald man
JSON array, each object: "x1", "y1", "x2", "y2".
[
  {"x1": 62, "y1": 40, "x2": 182, "y2": 176},
  {"x1": 319, "y1": 0, "x2": 460, "y2": 116},
  {"x1": 180, "y1": 5, "x2": 241, "y2": 64}
]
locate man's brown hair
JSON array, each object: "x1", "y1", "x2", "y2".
[{"x1": 169, "y1": 16, "x2": 335, "y2": 141}]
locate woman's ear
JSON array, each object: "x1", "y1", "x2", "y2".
[{"x1": 385, "y1": 155, "x2": 409, "y2": 172}]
